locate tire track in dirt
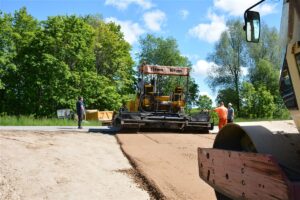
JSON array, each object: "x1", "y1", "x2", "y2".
[{"x1": 116, "y1": 135, "x2": 166, "y2": 200}]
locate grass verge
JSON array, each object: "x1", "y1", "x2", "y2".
[
  {"x1": 0, "y1": 115, "x2": 101, "y2": 126},
  {"x1": 190, "y1": 109, "x2": 290, "y2": 122}
]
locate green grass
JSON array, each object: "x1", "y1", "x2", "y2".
[
  {"x1": 0, "y1": 112, "x2": 290, "y2": 126},
  {"x1": 233, "y1": 118, "x2": 290, "y2": 122},
  {"x1": 189, "y1": 108, "x2": 291, "y2": 122},
  {"x1": 0, "y1": 115, "x2": 102, "y2": 126}
]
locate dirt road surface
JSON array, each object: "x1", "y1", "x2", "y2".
[
  {"x1": 0, "y1": 120, "x2": 298, "y2": 200},
  {"x1": 117, "y1": 120, "x2": 299, "y2": 200},
  {"x1": 117, "y1": 133, "x2": 216, "y2": 199},
  {"x1": 0, "y1": 131, "x2": 149, "y2": 200}
]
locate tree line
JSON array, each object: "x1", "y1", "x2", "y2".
[
  {"x1": 0, "y1": 8, "x2": 198, "y2": 117},
  {"x1": 0, "y1": 8, "x2": 289, "y2": 119},
  {"x1": 0, "y1": 8, "x2": 136, "y2": 116}
]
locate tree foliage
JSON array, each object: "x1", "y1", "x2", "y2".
[
  {"x1": 85, "y1": 15, "x2": 135, "y2": 95},
  {"x1": 0, "y1": 8, "x2": 134, "y2": 117},
  {"x1": 138, "y1": 34, "x2": 191, "y2": 66},
  {"x1": 245, "y1": 24, "x2": 288, "y2": 119},
  {"x1": 207, "y1": 19, "x2": 246, "y2": 111},
  {"x1": 249, "y1": 59, "x2": 279, "y2": 94},
  {"x1": 0, "y1": 12, "x2": 16, "y2": 90},
  {"x1": 215, "y1": 88, "x2": 239, "y2": 110},
  {"x1": 240, "y1": 82, "x2": 276, "y2": 118},
  {"x1": 208, "y1": 18, "x2": 289, "y2": 119},
  {"x1": 197, "y1": 95, "x2": 212, "y2": 110},
  {"x1": 246, "y1": 23, "x2": 281, "y2": 68}
]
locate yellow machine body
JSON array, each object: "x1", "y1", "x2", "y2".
[
  {"x1": 114, "y1": 65, "x2": 212, "y2": 132},
  {"x1": 126, "y1": 84, "x2": 185, "y2": 113}
]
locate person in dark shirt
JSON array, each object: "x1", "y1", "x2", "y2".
[
  {"x1": 227, "y1": 103, "x2": 235, "y2": 123},
  {"x1": 76, "y1": 96, "x2": 85, "y2": 129},
  {"x1": 137, "y1": 78, "x2": 144, "y2": 95}
]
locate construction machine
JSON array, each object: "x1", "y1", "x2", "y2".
[
  {"x1": 198, "y1": 0, "x2": 300, "y2": 199},
  {"x1": 113, "y1": 64, "x2": 213, "y2": 132}
]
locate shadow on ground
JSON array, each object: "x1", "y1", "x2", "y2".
[{"x1": 88, "y1": 127, "x2": 119, "y2": 135}]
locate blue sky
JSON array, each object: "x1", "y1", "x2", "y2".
[{"x1": 0, "y1": 0, "x2": 282, "y2": 103}]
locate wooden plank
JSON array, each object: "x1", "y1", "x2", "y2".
[{"x1": 198, "y1": 148, "x2": 294, "y2": 200}]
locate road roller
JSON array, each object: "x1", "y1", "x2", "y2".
[
  {"x1": 198, "y1": 0, "x2": 300, "y2": 199},
  {"x1": 113, "y1": 64, "x2": 213, "y2": 133}
]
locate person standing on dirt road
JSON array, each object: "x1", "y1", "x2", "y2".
[
  {"x1": 76, "y1": 96, "x2": 85, "y2": 129},
  {"x1": 214, "y1": 102, "x2": 228, "y2": 130},
  {"x1": 227, "y1": 103, "x2": 234, "y2": 123}
]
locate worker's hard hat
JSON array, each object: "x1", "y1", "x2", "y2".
[{"x1": 228, "y1": 103, "x2": 232, "y2": 106}]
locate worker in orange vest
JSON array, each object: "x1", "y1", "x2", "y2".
[{"x1": 214, "y1": 102, "x2": 228, "y2": 130}]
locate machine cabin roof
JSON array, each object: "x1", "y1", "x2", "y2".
[{"x1": 140, "y1": 65, "x2": 190, "y2": 76}]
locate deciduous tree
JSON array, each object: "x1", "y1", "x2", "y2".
[
  {"x1": 207, "y1": 19, "x2": 246, "y2": 112},
  {"x1": 240, "y1": 82, "x2": 276, "y2": 118},
  {"x1": 197, "y1": 95, "x2": 212, "y2": 110}
]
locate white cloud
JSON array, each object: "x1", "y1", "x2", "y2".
[
  {"x1": 256, "y1": 4, "x2": 277, "y2": 16},
  {"x1": 188, "y1": 12, "x2": 227, "y2": 43},
  {"x1": 241, "y1": 66, "x2": 248, "y2": 76},
  {"x1": 179, "y1": 9, "x2": 189, "y2": 20},
  {"x1": 192, "y1": 59, "x2": 216, "y2": 76},
  {"x1": 105, "y1": 17, "x2": 145, "y2": 44},
  {"x1": 213, "y1": 0, "x2": 277, "y2": 16},
  {"x1": 199, "y1": 91, "x2": 214, "y2": 100},
  {"x1": 143, "y1": 10, "x2": 166, "y2": 32},
  {"x1": 105, "y1": 0, "x2": 153, "y2": 10}
]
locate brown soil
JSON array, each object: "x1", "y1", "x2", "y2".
[
  {"x1": 116, "y1": 133, "x2": 217, "y2": 200},
  {"x1": 115, "y1": 120, "x2": 298, "y2": 200},
  {"x1": 116, "y1": 168, "x2": 165, "y2": 200}
]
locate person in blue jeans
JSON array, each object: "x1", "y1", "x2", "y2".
[
  {"x1": 227, "y1": 103, "x2": 234, "y2": 123},
  {"x1": 76, "y1": 96, "x2": 85, "y2": 129}
]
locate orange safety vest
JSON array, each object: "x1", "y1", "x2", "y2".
[{"x1": 215, "y1": 106, "x2": 228, "y2": 119}]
